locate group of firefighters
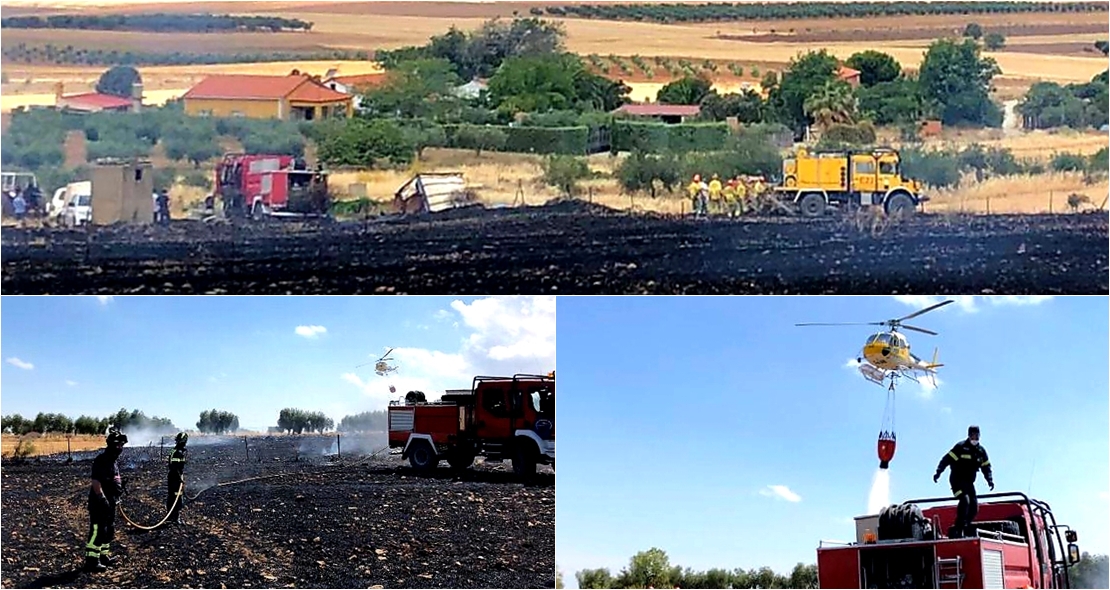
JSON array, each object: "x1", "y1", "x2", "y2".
[
  {"x1": 83, "y1": 429, "x2": 187, "y2": 573},
  {"x1": 686, "y1": 173, "x2": 770, "y2": 217}
]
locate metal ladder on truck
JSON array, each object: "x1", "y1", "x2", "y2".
[{"x1": 935, "y1": 556, "x2": 963, "y2": 589}]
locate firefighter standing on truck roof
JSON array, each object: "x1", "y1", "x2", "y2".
[
  {"x1": 933, "y1": 425, "x2": 994, "y2": 539},
  {"x1": 85, "y1": 429, "x2": 127, "y2": 573},
  {"x1": 167, "y1": 432, "x2": 188, "y2": 525}
]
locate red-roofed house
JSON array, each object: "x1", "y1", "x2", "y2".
[
  {"x1": 183, "y1": 71, "x2": 353, "y2": 120},
  {"x1": 612, "y1": 103, "x2": 701, "y2": 124},
  {"x1": 837, "y1": 65, "x2": 862, "y2": 88},
  {"x1": 54, "y1": 82, "x2": 140, "y2": 113}
]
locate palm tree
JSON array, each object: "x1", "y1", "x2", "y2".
[{"x1": 803, "y1": 80, "x2": 858, "y2": 130}]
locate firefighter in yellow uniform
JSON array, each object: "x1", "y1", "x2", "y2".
[
  {"x1": 734, "y1": 176, "x2": 749, "y2": 215},
  {"x1": 722, "y1": 179, "x2": 737, "y2": 218},
  {"x1": 687, "y1": 175, "x2": 703, "y2": 216},
  {"x1": 749, "y1": 176, "x2": 765, "y2": 214},
  {"x1": 708, "y1": 174, "x2": 723, "y2": 216}
]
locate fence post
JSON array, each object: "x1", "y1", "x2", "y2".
[
  {"x1": 67, "y1": 435, "x2": 72, "y2": 461},
  {"x1": 986, "y1": 193, "x2": 990, "y2": 215},
  {"x1": 160, "y1": 436, "x2": 164, "y2": 460},
  {"x1": 244, "y1": 436, "x2": 248, "y2": 460},
  {"x1": 337, "y1": 434, "x2": 341, "y2": 458},
  {"x1": 1049, "y1": 191, "x2": 1053, "y2": 214}
]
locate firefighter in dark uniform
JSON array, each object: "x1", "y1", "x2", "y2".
[
  {"x1": 933, "y1": 425, "x2": 994, "y2": 538},
  {"x1": 167, "y1": 432, "x2": 188, "y2": 524},
  {"x1": 85, "y1": 429, "x2": 127, "y2": 573}
]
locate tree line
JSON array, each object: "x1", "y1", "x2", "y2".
[
  {"x1": 1, "y1": 13, "x2": 313, "y2": 33},
  {"x1": 1, "y1": 408, "x2": 175, "y2": 436},
  {"x1": 2, "y1": 43, "x2": 369, "y2": 67},
  {"x1": 566, "y1": 549, "x2": 1108, "y2": 589},
  {"x1": 337, "y1": 411, "x2": 388, "y2": 432},
  {"x1": 542, "y1": 1, "x2": 1107, "y2": 22},
  {"x1": 196, "y1": 409, "x2": 240, "y2": 434},
  {"x1": 570, "y1": 548, "x2": 818, "y2": 589},
  {"x1": 277, "y1": 408, "x2": 334, "y2": 434}
]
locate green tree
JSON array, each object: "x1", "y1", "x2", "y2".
[
  {"x1": 1068, "y1": 553, "x2": 1108, "y2": 589},
  {"x1": 845, "y1": 50, "x2": 902, "y2": 87},
  {"x1": 761, "y1": 69, "x2": 779, "y2": 91},
  {"x1": 616, "y1": 151, "x2": 680, "y2": 198},
  {"x1": 362, "y1": 58, "x2": 459, "y2": 119},
  {"x1": 618, "y1": 548, "x2": 672, "y2": 589},
  {"x1": 699, "y1": 89, "x2": 765, "y2": 123},
  {"x1": 487, "y1": 53, "x2": 582, "y2": 113},
  {"x1": 95, "y1": 65, "x2": 142, "y2": 98},
  {"x1": 455, "y1": 125, "x2": 507, "y2": 155},
  {"x1": 1018, "y1": 82, "x2": 1087, "y2": 129},
  {"x1": 984, "y1": 32, "x2": 1006, "y2": 50},
  {"x1": 576, "y1": 568, "x2": 614, "y2": 589},
  {"x1": 656, "y1": 75, "x2": 712, "y2": 105},
  {"x1": 804, "y1": 80, "x2": 857, "y2": 130},
  {"x1": 918, "y1": 38, "x2": 1002, "y2": 127},
  {"x1": 768, "y1": 49, "x2": 840, "y2": 133},
  {"x1": 963, "y1": 22, "x2": 983, "y2": 40},
  {"x1": 857, "y1": 76, "x2": 922, "y2": 125},
  {"x1": 541, "y1": 154, "x2": 590, "y2": 197},
  {"x1": 317, "y1": 119, "x2": 415, "y2": 167}
]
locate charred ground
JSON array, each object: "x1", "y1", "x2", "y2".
[
  {"x1": 0, "y1": 435, "x2": 555, "y2": 589},
  {"x1": 2, "y1": 203, "x2": 1106, "y2": 294}
]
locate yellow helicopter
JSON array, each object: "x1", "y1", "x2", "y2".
[
  {"x1": 357, "y1": 348, "x2": 399, "y2": 377},
  {"x1": 796, "y1": 299, "x2": 952, "y2": 387}
]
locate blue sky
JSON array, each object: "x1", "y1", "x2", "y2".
[
  {"x1": 1, "y1": 296, "x2": 555, "y2": 436},
  {"x1": 556, "y1": 296, "x2": 1108, "y2": 586}
]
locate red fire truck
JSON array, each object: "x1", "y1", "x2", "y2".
[
  {"x1": 387, "y1": 374, "x2": 554, "y2": 476},
  {"x1": 817, "y1": 492, "x2": 1081, "y2": 588},
  {"x1": 214, "y1": 154, "x2": 329, "y2": 219}
]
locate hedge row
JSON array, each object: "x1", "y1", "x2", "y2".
[
  {"x1": 611, "y1": 121, "x2": 729, "y2": 153},
  {"x1": 443, "y1": 124, "x2": 591, "y2": 155}
]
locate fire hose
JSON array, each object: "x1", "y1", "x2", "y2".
[
  {"x1": 119, "y1": 445, "x2": 391, "y2": 529},
  {"x1": 118, "y1": 481, "x2": 184, "y2": 531}
]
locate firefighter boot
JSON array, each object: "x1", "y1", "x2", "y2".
[
  {"x1": 84, "y1": 556, "x2": 107, "y2": 573},
  {"x1": 99, "y1": 549, "x2": 117, "y2": 568}
]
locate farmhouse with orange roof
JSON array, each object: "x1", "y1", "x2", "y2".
[{"x1": 183, "y1": 70, "x2": 353, "y2": 121}]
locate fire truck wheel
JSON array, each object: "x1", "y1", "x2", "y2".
[
  {"x1": 798, "y1": 193, "x2": 826, "y2": 218},
  {"x1": 512, "y1": 443, "x2": 538, "y2": 478},
  {"x1": 407, "y1": 440, "x2": 439, "y2": 471},
  {"x1": 884, "y1": 192, "x2": 915, "y2": 218}
]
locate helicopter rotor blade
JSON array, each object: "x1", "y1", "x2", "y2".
[
  {"x1": 901, "y1": 324, "x2": 938, "y2": 336},
  {"x1": 795, "y1": 322, "x2": 886, "y2": 327},
  {"x1": 895, "y1": 299, "x2": 954, "y2": 323}
]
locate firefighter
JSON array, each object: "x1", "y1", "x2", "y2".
[
  {"x1": 156, "y1": 190, "x2": 170, "y2": 226},
  {"x1": 85, "y1": 429, "x2": 127, "y2": 573},
  {"x1": 934, "y1": 425, "x2": 994, "y2": 538},
  {"x1": 167, "y1": 432, "x2": 188, "y2": 524},
  {"x1": 722, "y1": 178, "x2": 737, "y2": 218},
  {"x1": 686, "y1": 175, "x2": 703, "y2": 216},
  {"x1": 708, "y1": 173, "x2": 723, "y2": 215},
  {"x1": 735, "y1": 176, "x2": 749, "y2": 215}
]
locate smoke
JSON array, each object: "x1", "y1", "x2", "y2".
[
  {"x1": 868, "y1": 468, "x2": 891, "y2": 514},
  {"x1": 322, "y1": 432, "x2": 388, "y2": 457}
]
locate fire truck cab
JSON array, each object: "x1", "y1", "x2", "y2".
[
  {"x1": 817, "y1": 492, "x2": 1081, "y2": 589},
  {"x1": 387, "y1": 374, "x2": 554, "y2": 477}
]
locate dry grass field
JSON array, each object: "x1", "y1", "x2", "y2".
[{"x1": 0, "y1": 433, "x2": 105, "y2": 457}]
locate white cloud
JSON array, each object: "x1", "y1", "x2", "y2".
[
  {"x1": 95, "y1": 295, "x2": 114, "y2": 305},
  {"x1": 892, "y1": 295, "x2": 1052, "y2": 314},
  {"x1": 845, "y1": 358, "x2": 862, "y2": 369},
  {"x1": 343, "y1": 296, "x2": 556, "y2": 408},
  {"x1": 913, "y1": 373, "x2": 942, "y2": 400},
  {"x1": 294, "y1": 325, "x2": 327, "y2": 339},
  {"x1": 759, "y1": 485, "x2": 802, "y2": 503},
  {"x1": 65, "y1": 380, "x2": 78, "y2": 386},
  {"x1": 6, "y1": 357, "x2": 34, "y2": 370}
]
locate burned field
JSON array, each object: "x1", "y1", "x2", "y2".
[
  {"x1": 0, "y1": 435, "x2": 555, "y2": 589},
  {"x1": 2, "y1": 204, "x2": 1106, "y2": 294}
]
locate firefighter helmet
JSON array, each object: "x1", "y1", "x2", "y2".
[
  {"x1": 968, "y1": 425, "x2": 980, "y2": 438},
  {"x1": 175, "y1": 432, "x2": 189, "y2": 446},
  {"x1": 106, "y1": 429, "x2": 128, "y2": 446}
]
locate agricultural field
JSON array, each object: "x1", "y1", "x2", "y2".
[
  {"x1": 0, "y1": 434, "x2": 554, "y2": 589},
  {"x1": 2, "y1": 2, "x2": 1106, "y2": 110},
  {"x1": 1, "y1": 202, "x2": 1106, "y2": 294},
  {"x1": 1, "y1": 434, "x2": 106, "y2": 458}
]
